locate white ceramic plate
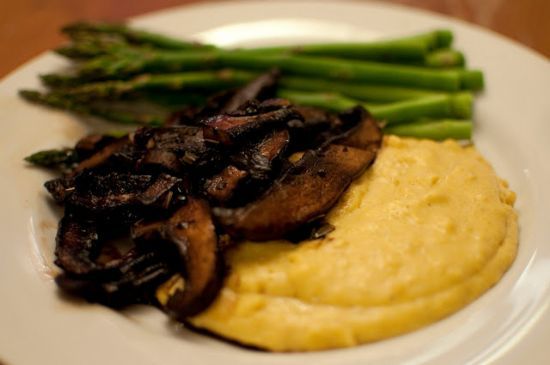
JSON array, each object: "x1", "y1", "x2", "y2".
[{"x1": 0, "y1": 1, "x2": 548, "y2": 364}]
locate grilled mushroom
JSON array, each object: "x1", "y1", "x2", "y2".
[{"x1": 162, "y1": 198, "x2": 223, "y2": 319}]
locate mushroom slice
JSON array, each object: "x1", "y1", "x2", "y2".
[
  {"x1": 232, "y1": 129, "x2": 290, "y2": 180},
  {"x1": 44, "y1": 177, "x2": 75, "y2": 204},
  {"x1": 204, "y1": 129, "x2": 290, "y2": 205},
  {"x1": 74, "y1": 134, "x2": 117, "y2": 159},
  {"x1": 55, "y1": 248, "x2": 174, "y2": 307},
  {"x1": 289, "y1": 105, "x2": 343, "y2": 149},
  {"x1": 55, "y1": 213, "x2": 101, "y2": 275},
  {"x1": 215, "y1": 143, "x2": 379, "y2": 241},
  {"x1": 204, "y1": 165, "x2": 249, "y2": 204},
  {"x1": 337, "y1": 106, "x2": 383, "y2": 153},
  {"x1": 131, "y1": 219, "x2": 166, "y2": 242},
  {"x1": 71, "y1": 137, "x2": 131, "y2": 175},
  {"x1": 162, "y1": 198, "x2": 223, "y2": 319},
  {"x1": 202, "y1": 107, "x2": 300, "y2": 146},
  {"x1": 133, "y1": 126, "x2": 222, "y2": 172},
  {"x1": 220, "y1": 69, "x2": 280, "y2": 113},
  {"x1": 66, "y1": 172, "x2": 180, "y2": 212}
]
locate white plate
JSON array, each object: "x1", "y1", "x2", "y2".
[{"x1": 0, "y1": 1, "x2": 549, "y2": 364}]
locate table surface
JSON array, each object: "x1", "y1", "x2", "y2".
[{"x1": 0, "y1": 0, "x2": 548, "y2": 78}]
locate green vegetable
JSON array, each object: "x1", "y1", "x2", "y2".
[
  {"x1": 19, "y1": 90, "x2": 164, "y2": 126},
  {"x1": 24, "y1": 148, "x2": 78, "y2": 168},
  {"x1": 75, "y1": 49, "x2": 482, "y2": 91},
  {"x1": 62, "y1": 21, "x2": 216, "y2": 51},
  {"x1": 278, "y1": 89, "x2": 473, "y2": 125},
  {"x1": 385, "y1": 119, "x2": 472, "y2": 140}
]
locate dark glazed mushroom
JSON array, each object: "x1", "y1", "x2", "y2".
[
  {"x1": 35, "y1": 69, "x2": 384, "y2": 320},
  {"x1": 202, "y1": 107, "x2": 301, "y2": 146},
  {"x1": 231, "y1": 129, "x2": 290, "y2": 180},
  {"x1": 214, "y1": 144, "x2": 378, "y2": 240},
  {"x1": 219, "y1": 69, "x2": 279, "y2": 113},
  {"x1": 56, "y1": 248, "x2": 175, "y2": 307},
  {"x1": 162, "y1": 198, "x2": 223, "y2": 319},
  {"x1": 204, "y1": 165, "x2": 249, "y2": 204},
  {"x1": 214, "y1": 113, "x2": 382, "y2": 242},
  {"x1": 55, "y1": 213, "x2": 101, "y2": 275}
]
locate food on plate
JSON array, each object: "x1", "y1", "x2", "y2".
[
  {"x1": 35, "y1": 71, "x2": 383, "y2": 316},
  {"x1": 190, "y1": 136, "x2": 517, "y2": 351},
  {"x1": 21, "y1": 23, "x2": 482, "y2": 139},
  {"x1": 22, "y1": 23, "x2": 518, "y2": 352}
]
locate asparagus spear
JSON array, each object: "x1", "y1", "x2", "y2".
[
  {"x1": 77, "y1": 49, "x2": 482, "y2": 91},
  {"x1": 24, "y1": 148, "x2": 78, "y2": 168},
  {"x1": 277, "y1": 89, "x2": 472, "y2": 125},
  {"x1": 62, "y1": 22, "x2": 216, "y2": 51},
  {"x1": 52, "y1": 70, "x2": 258, "y2": 102},
  {"x1": 43, "y1": 70, "x2": 448, "y2": 103},
  {"x1": 423, "y1": 48, "x2": 465, "y2": 68},
  {"x1": 385, "y1": 119, "x2": 472, "y2": 140},
  {"x1": 280, "y1": 76, "x2": 441, "y2": 102},
  {"x1": 19, "y1": 90, "x2": 164, "y2": 126},
  {"x1": 55, "y1": 37, "x2": 132, "y2": 59},
  {"x1": 61, "y1": 23, "x2": 461, "y2": 66},
  {"x1": 238, "y1": 29, "x2": 453, "y2": 61}
]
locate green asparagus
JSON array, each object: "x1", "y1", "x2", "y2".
[
  {"x1": 24, "y1": 148, "x2": 78, "y2": 168},
  {"x1": 61, "y1": 23, "x2": 462, "y2": 67},
  {"x1": 77, "y1": 49, "x2": 482, "y2": 91},
  {"x1": 19, "y1": 90, "x2": 164, "y2": 126},
  {"x1": 53, "y1": 70, "x2": 258, "y2": 102},
  {"x1": 278, "y1": 89, "x2": 472, "y2": 125},
  {"x1": 241, "y1": 29, "x2": 452, "y2": 61},
  {"x1": 423, "y1": 48, "x2": 465, "y2": 68},
  {"x1": 279, "y1": 76, "x2": 441, "y2": 102},
  {"x1": 42, "y1": 70, "x2": 449, "y2": 103},
  {"x1": 62, "y1": 22, "x2": 216, "y2": 51},
  {"x1": 385, "y1": 119, "x2": 472, "y2": 140}
]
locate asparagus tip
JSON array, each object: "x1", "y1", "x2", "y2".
[
  {"x1": 435, "y1": 29, "x2": 454, "y2": 48},
  {"x1": 460, "y1": 70, "x2": 484, "y2": 91},
  {"x1": 450, "y1": 92, "x2": 473, "y2": 118}
]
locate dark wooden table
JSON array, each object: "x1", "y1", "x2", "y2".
[{"x1": 0, "y1": 0, "x2": 548, "y2": 78}]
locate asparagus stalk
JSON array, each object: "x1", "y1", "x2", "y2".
[
  {"x1": 280, "y1": 76, "x2": 441, "y2": 102},
  {"x1": 52, "y1": 70, "x2": 258, "y2": 102},
  {"x1": 24, "y1": 148, "x2": 78, "y2": 168},
  {"x1": 61, "y1": 23, "x2": 460, "y2": 66},
  {"x1": 385, "y1": 119, "x2": 472, "y2": 140},
  {"x1": 19, "y1": 90, "x2": 163, "y2": 126},
  {"x1": 43, "y1": 70, "x2": 446, "y2": 103},
  {"x1": 278, "y1": 89, "x2": 472, "y2": 125},
  {"x1": 241, "y1": 29, "x2": 453, "y2": 61},
  {"x1": 55, "y1": 38, "x2": 132, "y2": 59},
  {"x1": 62, "y1": 22, "x2": 216, "y2": 51},
  {"x1": 423, "y1": 48, "x2": 465, "y2": 68},
  {"x1": 77, "y1": 49, "x2": 482, "y2": 91}
]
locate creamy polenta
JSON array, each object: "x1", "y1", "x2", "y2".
[{"x1": 190, "y1": 136, "x2": 518, "y2": 351}]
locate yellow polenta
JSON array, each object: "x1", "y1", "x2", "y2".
[{"x1": 190, "y1": 136, "x2": 518, "y2": 351}]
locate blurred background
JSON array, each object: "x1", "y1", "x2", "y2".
[{"x1": 0, "y1": 0, "x2": 548, "y2": 78}]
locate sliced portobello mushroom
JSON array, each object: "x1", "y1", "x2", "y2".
[
  {"x1": 71, "y1": 137, "x2": 131, "y2": 175},
  {"x1": 231, "y1": 129, "x2": 290, "y2": 181},
  {"x1": 54, "y1": 213, "x2": 101, "y2": 275},
  {"x1": 161, "y1": 197, "x2": 224, "y2": 319},
  {"x1": 66, "y1": 172, "x2": 180, "y2": 213},
  {"x1": 203, "y1": 129, "x2": 290, "y2": 205},
  {"x1": 214, "y1": 143, "x2": 380, "y2": 241},
  {"x1": 203, "y1": 165, "x2": 249, "y2": 204},
  {"x1": 133, "y1": 126, "x2": 222, "y2": 173},
  {"x1": 56, "y1": 248, "x2": 174, "y2": 308},
  {"x1": 201, "y1": 107, "x2": 301, "y2": 146},
  {"x1": 219, "y1": 69, "x2": 280, "y2": 113}
]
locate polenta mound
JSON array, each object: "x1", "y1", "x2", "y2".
[{"x1": 190, "y1": 136, "x2": 518, "y2": 351}]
